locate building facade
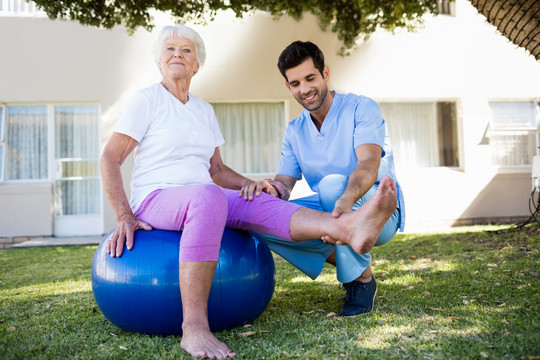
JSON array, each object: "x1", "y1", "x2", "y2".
[{"x1": 1, "y1": 0, "x2": 539, "y2": 244}]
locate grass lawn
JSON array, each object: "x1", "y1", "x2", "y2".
[{"x1": 1, "y1": 224, "x2": 539, "y2": 359}]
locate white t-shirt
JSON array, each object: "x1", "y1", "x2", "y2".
[{"x1": 114, "y1": 83, "x2": 225, "y2": 211}]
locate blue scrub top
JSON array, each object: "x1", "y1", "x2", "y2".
[{"x1": 278, "y1": 91, "x2": 405, "y2": 231}]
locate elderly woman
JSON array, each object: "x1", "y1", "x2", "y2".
[{"x1": 101, "y1": 24, "x2": 397, "y2": 359}]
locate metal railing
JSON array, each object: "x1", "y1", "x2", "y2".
[{"x1": 0, "y1": 0, "x2": 44, "y2": 16}]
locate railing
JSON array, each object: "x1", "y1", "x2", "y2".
[
  {"x1": 0, "y1": 0, "x2": 44, "y2": 16},
  {"x1": 437, "y1": 0, "x2": 455, "y2": 16}
]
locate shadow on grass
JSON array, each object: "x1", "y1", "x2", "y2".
[
  {"x1": 255, "y1": 225, "x2": 539, "y2": 357},
  {"x1": 0, "y1": 225, "x2": 538, "y2": 359}
]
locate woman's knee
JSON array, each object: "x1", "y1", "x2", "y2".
[
  {"x1": 176, "y1": 184, "x2": 228, "y2": 240},
  {"x1": 318, "y1": 174, "x2": 348, "y2": 212},
  {"x1": 188, "y1": 184, "x2": 227, "y2": 215}
]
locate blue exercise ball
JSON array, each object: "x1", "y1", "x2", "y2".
[{"x1": 91, "y1": 228, "x2": 275, "y2": 335}]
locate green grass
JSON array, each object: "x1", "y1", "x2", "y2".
[{"x1": 1, "y1": 224, "x2": 539, "y2": 359}]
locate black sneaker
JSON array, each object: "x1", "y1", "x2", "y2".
[{"x1": 339, "y1": 276, "x2": 377, "y2": 316}]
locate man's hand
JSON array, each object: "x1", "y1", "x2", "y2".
[
  {"x1": 239, "y1": 179, "x2": 279, "y2": 200},
  {"x1": 107, "y1": 214, "x2": 152, "y2": 257},
  {"x1": 331, "y1": 195, "x2": 356, "y2": 218}
]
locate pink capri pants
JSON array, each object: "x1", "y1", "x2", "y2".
[{"x1": 134, "y1": 184, "x2": 301, "y2": 262}]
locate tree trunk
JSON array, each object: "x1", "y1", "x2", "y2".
[{"x1": 469, "y1": 0, "x2": 540, "y2": 61}]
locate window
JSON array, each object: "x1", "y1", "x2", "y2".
[
  {"x1": 379, "y1": 101, "x2": 459, "y2": 169},
  {"x1": 53, "y1": 105, "x2": 100, "y2": 216},
  {"x1": 488, "y1": 101, "x2": 539, "y2": 166},
  {"x1": 437, "y1": 0, "x2": 455, "y2": 16},
  {"x1": 5, "y1": 105, "x2": 48, "y2": 180},
  {"x1": 0, "y1": 106, "x2": 4, "y2": 181},
  {"x1": 1, "y1": 104, "x2": 101, "y2": 215},
  {"x1": 210, "y1": 102, "x2": 286, "y2": 174},
  {"x1": 0, "y1": 0, "x2": 43, "y2": 16}
]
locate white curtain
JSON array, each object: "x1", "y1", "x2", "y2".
[
  {"x1": 379, "y1": 102, "x2": 439, "y2": 169},
  {"x1": 54, "y1": 105, "x2": 100, "y2": 216},
  {"x1": 211, "y1": 102, "x2": 285, "y2": 174},
  {"x1": 0, "y1": 144, "x2": 3, "y2": 181},
  {"x1": 488, "y1": 102, "x2": 539, "y2": 166},
  {"x1": 489, "y1": 133, "x2": 536, "y2": 166},
  {"x1": 6, "y1": 105, "x2": 48, "y2": 180},
  {"x1": 0, "y1": 107, "x2": 4, "y2": 180}
]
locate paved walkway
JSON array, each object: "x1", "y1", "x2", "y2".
[{"x1": 9, "y1": 235, "x2": 102, "y2": 248}]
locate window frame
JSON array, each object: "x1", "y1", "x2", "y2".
[
  {"x1": 207, "y1": 98, "x2": 289, "y2": 179},
  {"x1": 0, "y1": 105, "x2": 5, "y2": 181},
  {"x1": 487, "y1": 100, "x2": 539, "y2": 169},
  {"x1": 52, "y1": 103, "x2": 102, "y2": 217},
  {"x1": 0, "y1": 102, "x2": 101, "y2": 184},
  {"x1": 377, "y1": 98, "x2": 463, "y2": 170}
]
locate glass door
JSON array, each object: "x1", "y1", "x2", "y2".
[{"x1": 53, "y1": 105, "x2": 103, "y2": 236}]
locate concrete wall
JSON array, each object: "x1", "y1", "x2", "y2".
[
  {"x1": 0, "y1": 182, "x2": 52, "y2": 237},
  {"x1": 1, "y1": 0, "x2": 539, "y2": 237}
]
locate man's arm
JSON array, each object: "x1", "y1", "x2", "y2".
[
  {"x1": 239, "y1": 174, "x2": 297, "y2": 201},
  {"x1": 331, "y1": 143, "x2": 382, "y2": 217},
  {"x1": 269, "y1": 174, "x2": 297, "y2": 201}
]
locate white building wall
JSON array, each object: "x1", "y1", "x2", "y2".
[
  {"x1": 0, "y1": 0, "x2": 539, "y2": 237},
  {"x1": 0, "y1": 17, "x2": 155, "y2": 236}
]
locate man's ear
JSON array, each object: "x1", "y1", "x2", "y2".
[
  {"x1": 323, "y1": 65, "x2": 330, "y2": 82},
  {"x1": 285, "y1": 80, "x2": 291, "y2": 91}
]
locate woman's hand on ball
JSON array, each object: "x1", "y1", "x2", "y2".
[{"x1": 108, "y1": 215, "x2": 152, "y2": 257}]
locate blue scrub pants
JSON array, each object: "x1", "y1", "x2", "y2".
[{"x1": 253, "y1": 174, "x2": 400, "y2": 284}]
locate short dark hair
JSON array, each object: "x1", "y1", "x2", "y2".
[{"x1": 277, "y1": 41, "x2": 325, "y2": 81}]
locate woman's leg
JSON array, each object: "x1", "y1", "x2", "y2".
[
  {"x1": 135, "y1": 184, "x2": 228, "y2": 262},
  {"x1": 223, "y1": 188, "x2": 301, "y2": 241},
  {"x1": 223, "y1": 176, "x2": 398, "y2": 255},
  {"x1": 179, "y1": 261, "x2": 235, "y2": 359},
  {"x1": 250, "y1": 194, "x2": 335, "y2": 280},
  {"x1": 291, "y1": 176, "x2": 398, "y2": 254},
  {"x1": 319, "y1": 174, "x2": 400, "y2": 282},
  {"x1": 135, "y1": 184, "x2": 235, "y2": 359}
]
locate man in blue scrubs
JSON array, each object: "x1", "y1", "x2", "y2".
[{"x1": 240, "y1": 41, "x2": 405, "y2": 316}]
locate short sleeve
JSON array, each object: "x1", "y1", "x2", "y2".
[
  {"x1": 277, "y1": 126, "x2": 302, "y2": 179},
  {"x1": 209, "y1": 106, "x2": 225, "y2": 148},
  {"x1": 353, "y1": 98, "x2": 386, "y2": 157},
  {"x1": 114, "y1": 91, "x2": 153, "y2": 142}
]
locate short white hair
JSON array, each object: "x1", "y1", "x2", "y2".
[{"x1": 153, "y1": 25, "x2": 206, "y2": 69}]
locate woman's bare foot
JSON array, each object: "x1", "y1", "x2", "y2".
[
  {"x1": 180, "y1": 323, "x2": 236, "y2": 359},
  {"x1": 323, "y1": 176, "x2": 397, "y2": 254}
]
